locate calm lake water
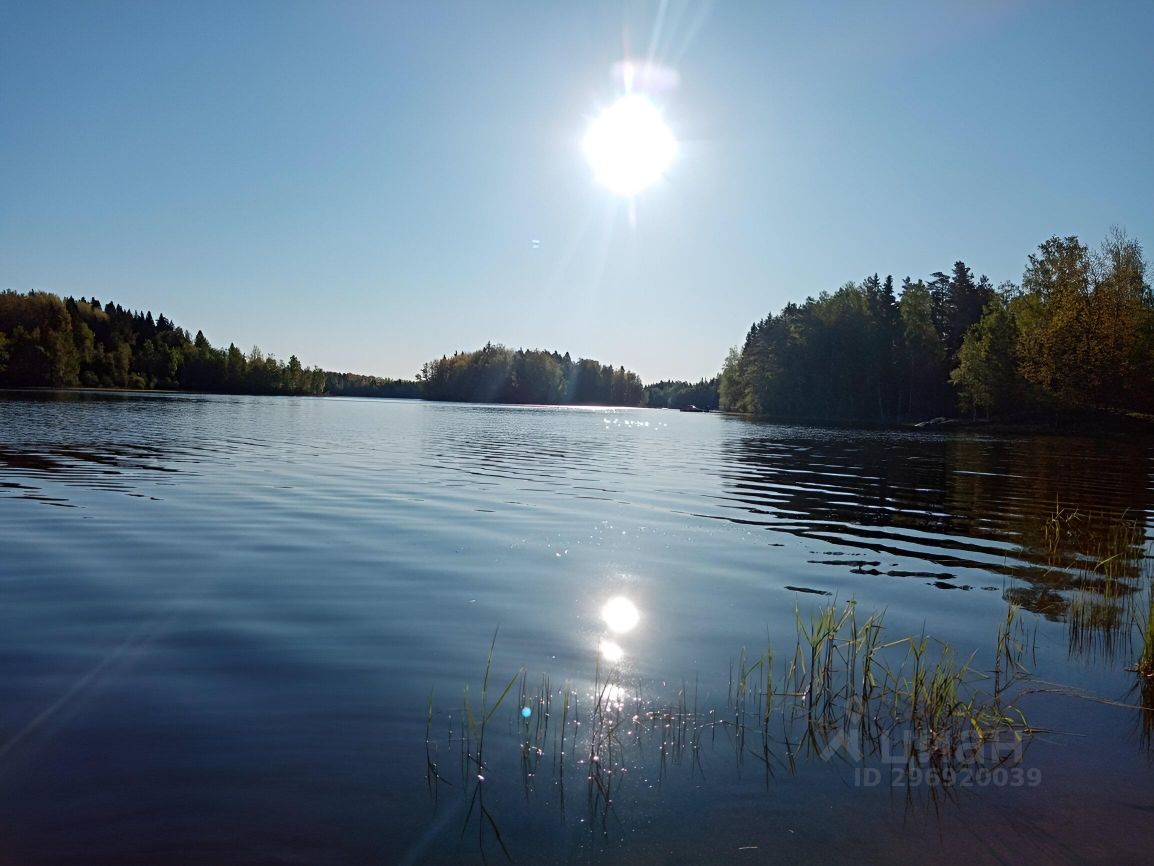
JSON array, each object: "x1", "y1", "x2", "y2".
[{"x1": 2, "y1": 390, "x2": 1153, "y2": 864}]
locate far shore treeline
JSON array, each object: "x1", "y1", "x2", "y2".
[
  {"x1": 1, "y1": 230, "x2": 1150, "y2": 421},
  {"x1": 0, "y1": 291, "x2": 421, "y2": 399},
  {"x1": 0, "y1": 291, "x2": 663, "y2": 406}
]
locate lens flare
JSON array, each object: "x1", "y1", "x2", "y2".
[{"x1": 583, "y1": 94, "x2": 676, "y2": 196}]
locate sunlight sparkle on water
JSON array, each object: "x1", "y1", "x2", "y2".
[
  {"x1": 599, "y1": 639, "x2": 625, "y2": 663},
  {"x1": 601, "y1": 683, "x2": 628, "y2": 709}
]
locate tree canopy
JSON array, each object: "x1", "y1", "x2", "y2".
[
  {"x1": 7, "y1": 229, "x2": 1149, "y2": 423},
  {"x1": 0, "y1": 294, "x2": 647, "y2": 406},
  {"x1": 0, "y1": 291, "x2": 328, "y2": 395},
  {"x1": 720, "y1": 230, "x2": 1153, "y2": 422},
  {"x1": 643, "y1": 378, "x2": 720, "y2": 410},
  {"x1": 419, "y1": 344, "x2": 645, "y2": 406}
]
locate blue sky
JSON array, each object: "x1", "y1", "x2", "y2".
[{"x1": 2, "y1": 0, "x2": 1152, "y2": 382}]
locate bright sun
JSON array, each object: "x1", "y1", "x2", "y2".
[{"x1": 583, "y1": 94, "x2": 676, "y2": 196}]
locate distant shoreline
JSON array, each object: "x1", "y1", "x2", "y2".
[{"x1": 6, "y1": 386, "x2": 1153, "y2": 437}]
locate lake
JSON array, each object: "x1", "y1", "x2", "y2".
[{"x1": 1, "y1": 390, "x2": 1152, "y2": 864}]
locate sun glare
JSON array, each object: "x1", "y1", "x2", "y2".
[
  {"x1": 599, "y1": 639, "x2": 625, "y2": 663},
  {"x1": 583, "y1": 94, "x2": 676, "y2": 196},
  {"x1": 601, "y1": 595, "x2": 640, "y2": 633}
]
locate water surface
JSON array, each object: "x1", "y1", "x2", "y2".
[{"x1": 1, "y1": 391, "x2": 1152, "y2": 864}]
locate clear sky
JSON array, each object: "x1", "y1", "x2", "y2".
[{"x1": 2, "y1": 1, "x2": 1152, "y2": 383}]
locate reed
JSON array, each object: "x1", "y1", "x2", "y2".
[
  {"x1": 1136, "y1": 595, "x2": 1154, "y2": 678},
  {"x1": 429, "y1": 597, "x2": 1035, "y2": 852},
  {"x1": 1040, "y1": 507, "x2": 1154, "y2": 723},
  {"x1": 455, "y1": 628, "x2": 522, "y2": 861}
]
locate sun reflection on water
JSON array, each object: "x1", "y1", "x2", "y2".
[
  {"x1": 601, "y1": 596, "x2": 640, "y2": 633},
  {"x1": 599, "y1": 638, "x2": 625, "y2": 663}
]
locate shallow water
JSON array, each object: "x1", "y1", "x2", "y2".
[{"x1": 1, "y1": 391, "x2": 1152, "y2": 864}]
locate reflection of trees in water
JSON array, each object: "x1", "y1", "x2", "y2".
[
  {"x1": 0, "y1": 442, "x2": 181, "y2": 504},
  {"x1": 718, "y1": 427, "x2": 1153, "y2": 637},
  {"x1": 949, "y1": 436, "x2": 1147, "y2": 569},
  {"x1": 421, "y1": 408, "x2": 647, "y2": 489},
  {"x1": 718, "y1": 427, "x2": 1154, "y2": 756}
]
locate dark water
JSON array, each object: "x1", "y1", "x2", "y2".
[{"x1": 1, "y1": 391, "x2": 1153, "y2": 864}]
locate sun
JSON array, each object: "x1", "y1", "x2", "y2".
[{"x1": 583, "y1": 94, "x2": 676, "y2": 196}]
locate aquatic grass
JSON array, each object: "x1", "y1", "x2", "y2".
[
  {"x1": 1041, "y1": 501, "x2": 1146, "y2": 581},
  {"x1": 1044, "y1": 501, "x2": 1085, "y2": 563},
  {"x1": 430, "y1": 510, "x2": 1138, "y2": 856},
  {"x1": 719, "y1": 599, "x2": 1034, "y2": 773},
  {"x1": 1137, "y1": 595, "x2": 1154, "y2": 678},
  {"x1": 429, "y1": 601, "x2": 1039, "y2": 858},
  {"x1": 1036, "y1": 505, "x2": 1153, "y2": 666},
  {"x1": 1127, "y1": 593, "x2": 1154, "y2": 758},
  {"x1": 995, "y1": 603, "x2": 1031, "y2": 693},
  {"x1": 1068, "y1": 592, "x2": 1130, "y2": 661},
  {"x1": 424, "y1": 687, "x2": 451, "y2": 801},
  {"x1": 1039, "y1": 507, "x2": 1154, "y2": 752},
  {"x1": 1040, "y1": 507, "x2": 1154, "y2": 757},
  {"x1": 455, "y1": 628, "x2": 523, "y2": 862}
]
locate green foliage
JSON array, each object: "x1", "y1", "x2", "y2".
[
  {"x1": 1011, "y1": 232, "x2": 1153, "y2": 411},
  {"x1": 324, "y1": 371, "x2": 422, "y2": 398},
  {"x1": 0, "y1": 290, "x2": 327, "y2": 395},
  {"x1": 643, "y1": 377, "x2": 719, "y2": 409},
  {"x1": 719, "y1": 275, "x2": 947, "y2": 420},
  {"x1": 899, "y1": 278, "x2": 946, "y2": 417},
  {"x1": 9, "y1": 227, "x2": 1150, "y2": 420},
  {"x1": 717, "y1": 346, "x2": 744, "y2": 412},
  {"x1": 950, "y1": 294, "x2": 1020, "y2": 417},
  {"x1": 419, "y1": 343, "x2": 644, "y2": 406},
  {"x1": 1016, "y1": 236, "x2": 1098, "y2": 407},
  {"x1": 724, "y1": 230, "x2": 1154, "y2": 421}
]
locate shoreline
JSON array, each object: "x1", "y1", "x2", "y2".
[{"x1": 5, "y1": 386, "x2": 1153, "y2": 436}]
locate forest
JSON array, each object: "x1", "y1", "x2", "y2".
[
  {"x1": 0, "y1": 292, "x2": 646, "y2": 405},
  {"x1": 643, "y1": 378, "x2": 720, "y2": 410},
  {"x1": 323, "y1": 372, "x2": 422, "y2": 399},
  {"x1": 719, "y1": 231, "x2": 1153, "y2": 422},
  {"x1": 0, "y1": 291, "x2": 418, "y2": 397},
  {"x1": 2, "y1": 229, "x2": 1149, "y2": 421},
  {"x1": 419, "y1": 344, "x2": 645, "y2": 406}
]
